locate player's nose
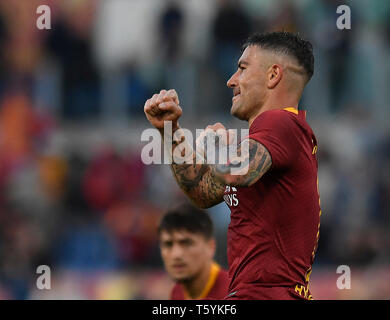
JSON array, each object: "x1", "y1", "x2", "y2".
[
  {"x1": 227, "y1": 71, "x2": 238, "y2": 88},
  {"x1": 170, "y1": 243, "x2": 184, "y2": 258}
]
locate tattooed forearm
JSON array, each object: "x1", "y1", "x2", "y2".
[
  {"x1": 211, "y1": 139, "x2": 272, "y2": 187},
  {"x1": 170, "y1": 163, "x2": 225, "y2": 208},
  {"x1": 171, "y1": 163, "x2": 208, "y2": 190},
  {"x1": 168, "y1": 135, "x2": 225, "y2": 208},
  {"x1": 166, "y1": 134, "x2": 271, "y2": 207}
]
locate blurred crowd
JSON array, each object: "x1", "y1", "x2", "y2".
[{"x1": 0, "y1": 0, "x2": 390, "y2": 299}]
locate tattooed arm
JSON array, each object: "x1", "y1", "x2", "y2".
[
  {"x1": 210, "y1": 138, "x2": 272, "y2": 187},
  {"x1": 144, "y1": 89, "x2": 227, "y2": 209},
  {"x1": 169, "y1": 137, "x2": 272, "y2": 208},
  {"x1": 169, "y1": 138, "x2": 226, "y2": 209},
  {"x1": 144, "y1": 89, "x2": 271, "y2": 208}
]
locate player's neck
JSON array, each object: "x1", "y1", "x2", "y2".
[
  {"x1": 248, "y1": 96, "x2": 299, "y2": 127},
  {"x1": 183, "y1": 261, "x2": 212, "y2": 299}
]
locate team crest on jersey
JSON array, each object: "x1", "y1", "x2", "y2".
[{"x1": 223, "y1": 186, "x2": 239, "y2": 207}]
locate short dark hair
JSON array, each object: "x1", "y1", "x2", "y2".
[
  {"x1": 243, "y1": 31, "x2": 314, "y2": 81},
  {"x1": 158, "y1": 203, "x2": 214, "y2": 239}
]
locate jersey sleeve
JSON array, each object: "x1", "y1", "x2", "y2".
[{"x1": 248, "y1": 110, "x2": 299, "y2": 170}]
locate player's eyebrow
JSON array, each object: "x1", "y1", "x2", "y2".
[
  {"x1": 160, "y1": 240, "x2": 173, "y2": 246},
  {"x1": 178, "y1": 238, "x2": 193, "y2": 245},
  {"x1": 238, "y1": 60, "x2": 249, "y2": 68}
]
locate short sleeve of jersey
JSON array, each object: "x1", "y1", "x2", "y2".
[{"x1": 248, "y1": 110, "x2": 299, "y2": 169}]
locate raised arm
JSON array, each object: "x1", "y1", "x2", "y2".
[
  {"x1": 144, "y1": 90, "x2": 272, "y2": 208},
  {"x1": 168, "y1": 135, "x2": 273, "y2": 206},
  {"x1": 144, "y1": 90, "x2": 225, "y2": 208}
]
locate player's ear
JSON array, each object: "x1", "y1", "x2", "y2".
[{"x1": 267, "y1": 64, "x2": 283, "y2": 89}]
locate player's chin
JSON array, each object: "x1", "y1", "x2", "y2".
[
  {"x1": 169, "y1": 268, "x2": 189, "y2": 280},
  {"x1": 230, "y1": 103, "x2": 238, "y2": 116},
  {"x1": 231, "y1": 104, "x2": 246, "y2": 121},
  {"x1": 173, "y1": 273, "x2": 191, "y2": 283}
]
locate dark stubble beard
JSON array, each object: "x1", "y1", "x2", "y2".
[
  {"x1": 231, "y1": 99, "x2": 243, "y2": 119},
  {"x1": 231, "y1": 104, "x2": 249, "y2": 121}
]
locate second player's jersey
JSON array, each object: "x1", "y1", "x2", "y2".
[
  {"x1": 224, "y1": 108, "x2": 321, "y2": 300},
  {"x1": 170, "y1": 262, "x2": 229, "y2": 300}
]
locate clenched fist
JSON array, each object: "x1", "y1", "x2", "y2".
[
  {"x1": 195, "y1": 122, "x2": 237, "y2": 163},
  {"x1": 144, "y1": 89, "x2": 182, "y2": 132},
  {"x1": 196, "y1": 123, "x2": 237, "y2": 150}
]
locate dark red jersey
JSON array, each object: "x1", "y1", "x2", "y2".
[
  {"x1": 170, "y1": 263, "x2": 229, "y2": 300},
  {"x1": 224, "y1": 108, "x2": 321, "y2": 300}
]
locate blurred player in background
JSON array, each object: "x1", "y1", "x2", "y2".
[
  {"x1": 158, "y1": 203, "x2": 229, "y2": 300},
  {"x1": 145, "y1": 32, "x2": 320, "y2": 300}
]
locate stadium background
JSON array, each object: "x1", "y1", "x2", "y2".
[{"x1": 0, "y1": 0, "x2": 389, "y2": 299}]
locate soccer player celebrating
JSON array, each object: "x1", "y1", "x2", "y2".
[
  {"x1": 145, "y1": 32, "x2": 320, "y2": 300},
  {"x1": 158, "y1": 203, "x2": 229, "y2": 300}
]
